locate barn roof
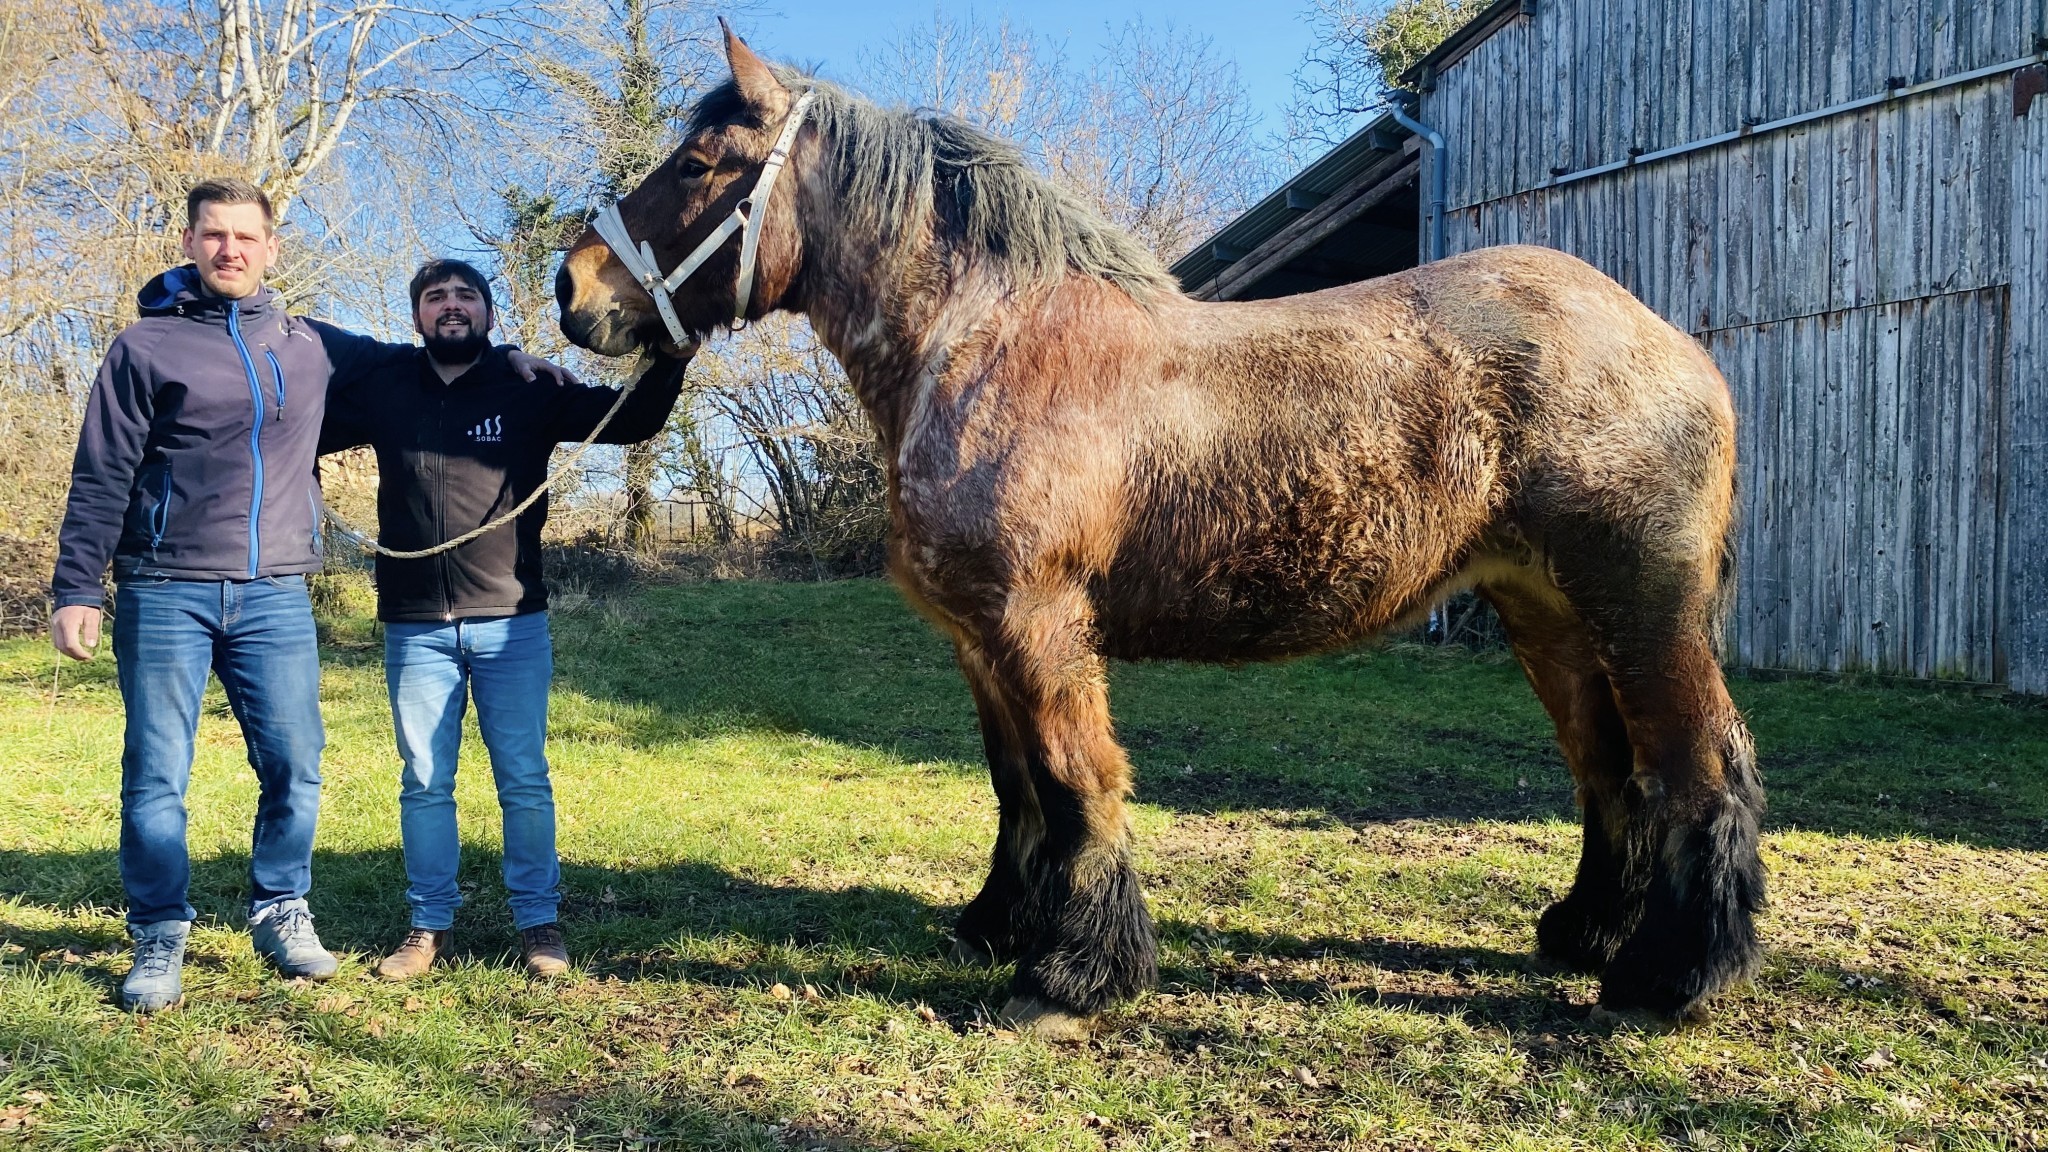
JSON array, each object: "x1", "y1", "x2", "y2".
[
  {"x1": 1168, "y1": 110, "x2": 1417, "y2": 298},
  {"x1": 1169, "y1": 0, "x2": 1543, "y2": 298}
]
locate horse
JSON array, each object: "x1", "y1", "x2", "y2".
[{"x1": 556, "y1": 26, "x2": 1766, "y2": 1038}]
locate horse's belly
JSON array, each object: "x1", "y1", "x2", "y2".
[{"x1": 1091, "y1": 555, "x2": 1433, "y2": 663}]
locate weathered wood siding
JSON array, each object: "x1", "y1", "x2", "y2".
[
  {"x1": 2009, "y1": 85, "x2": 2048, "y2": 693},
  {"x1": 1418, "y1": 0, "x2": 2048, "y2": 688}
]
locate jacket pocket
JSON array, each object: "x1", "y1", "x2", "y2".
[
  {"x1": 128, "y1": 460, "x2": 174, "y2": 553},
  {"x1": 264, "y1": 350, "x2": 287, "y2": 423}
]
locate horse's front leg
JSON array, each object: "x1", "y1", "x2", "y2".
[
  {"x1": 949, "y1": 639, "x2": 1041, "y2": 965},
  {"x1": 1593, "y1": 634, "x2": 1766, "y2": 1024},
  {"x1": 977, "y1": 580, "x2": 1157, "y2": 1038}
]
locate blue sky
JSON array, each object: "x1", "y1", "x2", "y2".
[{"x1": 734, "y1": 0, "x2": 1319, "y2": 137}]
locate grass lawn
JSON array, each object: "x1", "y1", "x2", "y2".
[{"x1": 1, "y1": 578, "x2": 2044, "y2": 1150}]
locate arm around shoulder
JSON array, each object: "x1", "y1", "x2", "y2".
[{"x1": 306, "y1": 317, "x2": 414, "y2": 393}]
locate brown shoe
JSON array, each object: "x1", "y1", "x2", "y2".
[
  {"x1": 376, "y1": 927, "x2": 449, "y2": 981},
  {"x1": 520, "y1": 923, "x2": 570, "y2": 978}
]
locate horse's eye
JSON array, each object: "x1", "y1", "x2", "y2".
[{"x1": 679, "y1": 158, "x2": 712, "y2": 180}]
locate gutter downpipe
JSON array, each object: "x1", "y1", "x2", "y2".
[
  {"x1": 1387, "y1": 93, "x2": 1446, "y2": 263},
  {"x1": 1388, "y1": 93, "x2": 1452, "y2": 642}
]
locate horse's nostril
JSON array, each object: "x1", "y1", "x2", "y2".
[{"x1": 553, "y1": 261, "x2": 575, "y2": 311}]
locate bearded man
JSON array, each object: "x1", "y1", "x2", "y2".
[{"x1": 319, "y1": 259, "x2": 686, "y2": 980}]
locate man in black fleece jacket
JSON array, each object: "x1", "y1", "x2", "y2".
[{"x1": 319, "y1": 258, "x2": 686, "y2": 980}]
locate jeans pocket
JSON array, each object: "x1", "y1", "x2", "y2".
[
  {"x1": 259, "y1": 574, "x2": 308, "y2": 588},
  {"x1": 118, "y1": 576, "x2": 174, "y2": 589}
]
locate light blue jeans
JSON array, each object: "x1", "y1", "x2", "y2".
[{"x1": 384, "y1": 612, "x2": 559, "y2": 931}]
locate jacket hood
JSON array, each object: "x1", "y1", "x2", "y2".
[{"x1": 138, "y1": 265, "x2": 279, "y2": 318}]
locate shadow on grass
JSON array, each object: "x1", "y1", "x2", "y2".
[
  {"x1": 11, "y1": 840, "x2": 2031, "y2": 1046},
  {"x1": 0, "y1": 845, "x2": 1595, "y2": 1031},
  {"x1": 542, "y1": 580, "x2": 2048, "y2": 850}
]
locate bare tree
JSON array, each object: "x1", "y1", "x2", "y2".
[
  {"x1": 200, "y1": 0, "x2": 495, "y2": 221},
  {"x1": 1056, "y1": 22, "x2": 1269, "y2": 261},
  {"x1": 483, "y1": 0, "x2": 733, "y2": 552},
  {"x1": 861, "y1": 12, "x2": 1080, "y2": 141},
  {"x1": 864, "y1": 14, "x2": 1269, "y2": 264},
  {"x1": 0, "y1": 0, "x2": 532, "y2": 626},
  {"x1": 693, "y1": 320, "x2": 885, "y2": 575},
  {"x1": 1285, "y1": 0, "x2": 1491, "y2": 150}
]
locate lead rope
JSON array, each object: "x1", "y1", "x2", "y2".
[{"x1": 320, "y1": 353, "x2": 650, "y2": 560}]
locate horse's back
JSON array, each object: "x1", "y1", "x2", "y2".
[{"x1": 1171, "y1": 244, "x2": 1737, "y2": 551}]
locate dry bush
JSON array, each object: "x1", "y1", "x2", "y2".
[{"x1": 0, "y1": 375, "x2": 83, "y2": 633}]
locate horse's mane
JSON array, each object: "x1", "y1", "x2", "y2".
[{"x1": 689, "y1": 69, "x2": 1180, "y2": 305}]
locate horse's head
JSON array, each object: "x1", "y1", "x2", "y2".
[{"x1": 556, "y1": 22, "x2": 808, "y2": 358}]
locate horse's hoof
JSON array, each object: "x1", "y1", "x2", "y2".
[
  {"x1": 949, "y1": 937, "x2": 996, "y2": 966},
  {"x1": 998, "y1": 996, "x2": 1093, "y2": 1042},
  {"x1": 1589, "y1": 1003, "x2": 1698, "y2": 1033}
]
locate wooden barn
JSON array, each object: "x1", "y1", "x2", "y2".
[{"x1": 1174, "y1": 0, "x2": 2048, "y2": 694}]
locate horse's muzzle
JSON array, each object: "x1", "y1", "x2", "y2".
[{"x1": 555, "y1": 260, "x2": 649, "y2": 358}]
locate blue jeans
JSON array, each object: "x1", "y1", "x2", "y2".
[
  {"x1": 114, "y1": 576, "x2": 325, "y2": 926},
  {"x1": 384, "y1": 612, "x2": 559, "y2": 931}
]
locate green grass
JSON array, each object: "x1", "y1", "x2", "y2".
[{"x1": 1, "y1": 578, "x2": 2045, "y2": 1150}]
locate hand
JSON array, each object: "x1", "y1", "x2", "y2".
[
  {"x1": 508, "y1": 348, "x2": 578, "y2": 388},
  {"x1": 51, "y1": 604, "x2": 103, "y2": 661}
]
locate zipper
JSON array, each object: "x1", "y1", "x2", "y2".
[
  {"x1": 309, "y1": 488, "x2": 323, "y2": 555},
  {"x1": 150, "y1": 465, "x2": 172, "y2": 550},
  {"x1": 228, "y1": 302, "x2": 265, "y2": 578},
  {"x1": 264, "y1": 350, "x2": 286, "y2": 422},
  {"x1": 436, "y1": 389, "x2": 453, "y2": 621}
]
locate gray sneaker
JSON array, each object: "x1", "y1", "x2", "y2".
[
  {"x1": 122, "y1": 920, "x2": 189, "y2": 1013},
  {"x1": 249, "y1": 899, "x2": 339, "y2": 980}
]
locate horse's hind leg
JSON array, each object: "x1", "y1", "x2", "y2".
[
  {"x1": 1553, "y1": 537, "x2": 1766, "y2": 1022},
  {"x1": 950, "y1": 639, "x2": 1041, "y2": 965},
  {"x1": 976, "y1": 580, "x2": 1157, "y2": 1035},
  {"x1": 1483, "y1": 583, "x2": 1640, "y2": 972}
]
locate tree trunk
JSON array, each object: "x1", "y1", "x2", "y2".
[{"x1": 622, "y1": 441, "x2": 658, "y2": 552}]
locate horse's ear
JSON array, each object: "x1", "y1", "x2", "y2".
[{"x1": 719, "y1": 17, "x2": 789, "y2": 120}]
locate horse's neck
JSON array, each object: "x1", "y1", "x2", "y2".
[{"x1": 796, "y1": 204, "x2": 998, "y2": 454}]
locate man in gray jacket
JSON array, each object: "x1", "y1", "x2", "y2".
[{"x1": 51, "y1": 177, "x2": 564, "y2": 1012}]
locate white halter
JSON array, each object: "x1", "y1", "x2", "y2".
[{"x1": 591, "y1": 89, "x2": 816, "y2": 343}]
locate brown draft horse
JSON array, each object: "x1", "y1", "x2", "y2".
[{"x1": 557, "y1": 28, "x2": 1766, "y2": 1037}]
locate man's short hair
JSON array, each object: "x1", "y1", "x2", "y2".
[
  {"x1": 186, "y1": 178, "x2": 275, "y2": 232},
  {"x1": 409, "y1": 259, "x2": 495, "y2": 316}
]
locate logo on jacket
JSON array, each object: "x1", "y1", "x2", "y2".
[{"x1": 468, "y1": 415, "x2": 504, "y2": 443}]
